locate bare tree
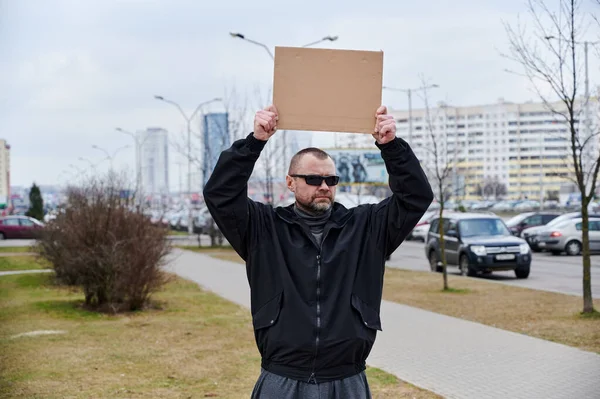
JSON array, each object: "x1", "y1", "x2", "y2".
[
  {"x1": 483, "y1": 177, "x2": 508, "y2": 200},
  {"x1": 504, "y1": 0, "x2": 598, "y2": 313},
  {"x1": 421, "y1": 84, "x2": 465, "y2": 290}
]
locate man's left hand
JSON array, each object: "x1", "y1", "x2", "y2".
[{"x1": 372, "y1": 105, "x2": 396, "y2": 145}]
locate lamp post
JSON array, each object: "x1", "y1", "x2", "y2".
[
  {"x1": 68, "y1": 163, "x2": 84, "y2": 175},
  {"x1": 154, "y1": 95, "x2": 222, "y2": 234},
  {"x1": 229, "y1": 32, "x2": 339, "y2": 202},
  {"x1": 91, "y1": 144, "x2": 130, "y2": 170},
  {"x1": 544, "y1": 36, "x2": 599, "y2": 205},
  {"x1": 116, "y1": 127, "x2": 152, "y2": 208},
  {"x1": 229, "y1": 33, "x2": 339, "y2": 60},
  {"x1": 78, "y1": 157, "x2": 96, "y2": 170},
  {"x1": 382, "y1": 84, "x2": 439, "y2": 146}
]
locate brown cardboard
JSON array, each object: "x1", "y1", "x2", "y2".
[{"x1": 272, "y1": 46, "x2": 383, "y2": 134}]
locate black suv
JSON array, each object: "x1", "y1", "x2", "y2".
[{"x1": 425, "y1": 212, "x2": 532, "y2": 279}]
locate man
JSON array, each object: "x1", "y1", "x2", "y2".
[{"x1": 203, "y1": 105, "x2": 433, "y2": 398}]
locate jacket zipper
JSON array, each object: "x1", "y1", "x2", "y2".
[{"x1": 308, "y1": 227, "x2": 332, "y2": 384}]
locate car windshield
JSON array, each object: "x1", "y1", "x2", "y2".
[{"x1": 458, "y1": 218, "x2": 511, "y2": 237}]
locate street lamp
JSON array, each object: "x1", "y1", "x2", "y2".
[
  {"x1": 229, "y1": 33, "x2": 338, "y2": 60},
  {"x1": 69, "y1": 163, "x2": 84, "y2": 174},
  {"x1": 382, "y1": 84, "x2": 440, "y2": 146},
  {"x1": 116, "y1": 127, "x2": 153, "y2": 208},
  {"x1": 91, "y1": 144, "x2": 131, "y2": 169},
  {"x1": 545, "y1": 36, "x2": 598, "y2": 151},
  {"x1": 78, "y1": 157, "x2": 95, "y2": 168},
  {"x1": 154, "y1": 95, "x2": 222, "y2": 234}
]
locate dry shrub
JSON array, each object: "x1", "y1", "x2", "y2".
[{"x1": 35, "y1": 172, "x2": 172, "y2": 312}]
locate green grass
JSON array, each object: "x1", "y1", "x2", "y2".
[
  {"x1": 0, "y1": 270, "x2": 439, "y2": 398},
  {"x1": 175, "y1": 245, "x2": 233, "y2": 251},
  {"x1": 440, "y1": 287, "x2": 471, "y2": 294},
  {"x1": 580, "y1": 309, "x2": 600, "y2": 319},
  {"x1": 0, "y1": 256, "x2": 48, "y2": 272},
  {"x1": 0, "y1": 247, "x2": 34, "y2": 253},
  {"x1": 33, "y1": 300, "x2": 107, "y2": 320},
  {"x1": 168, "y1": 230, "x2": 190, "y2": 236},
  {"x1": 366, "y1": 366, "x2": 400, "y2": 386}
]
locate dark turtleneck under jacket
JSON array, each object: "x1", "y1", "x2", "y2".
[{"x1": 293, "y1": 204, "x2": 332, "y2": 248}]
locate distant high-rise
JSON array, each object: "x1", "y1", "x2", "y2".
[
  {"x1": 138, "y1": 128, "x2": 169, "y2": 195},
  {"x1": 0, "y1": 140, "x2": 10, "y2": 208},
  {"x1": 202, "y1": 113, "x2": 230, "y2": 187}
]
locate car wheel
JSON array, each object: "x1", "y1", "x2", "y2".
[
  {"x1": 565, "y1": 240, "x2": 582, "y2": 256},
  {"x1": 429, "y1": 251, "x2": 442, "y2": 273},
  {"x1": 0, "y1": 233, "x2": 4, "y2": 240},
  {"x1": 515, "y1": 264, "x2": 530, "y2": 279},
  {"x1": 459, "y1": 254, "x2": 475, "y2": 277}
]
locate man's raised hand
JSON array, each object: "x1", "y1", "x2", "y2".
[
  {"x1": 372, "y1": 105, "x2": 396, "y2": 145},
  {"x1": 253, "y1": 105, "x2": 279, "y2": 141}
]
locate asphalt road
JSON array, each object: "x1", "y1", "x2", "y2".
[
  {"x1": 389, "y1": 240, "x2": 600, "y2": 297},
  {"x1": 4, "y1": 237, "x2": 598, "y2": 297}
]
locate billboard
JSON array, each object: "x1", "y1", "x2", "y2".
[{"x1": 327, "y1": 148, "x2": 388, "y2": 185}]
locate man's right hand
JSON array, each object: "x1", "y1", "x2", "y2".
[{"x1": 253, "y1": 105, "x2": 279, "y2": 141}]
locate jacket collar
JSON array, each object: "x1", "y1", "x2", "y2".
[{"x1": 275, "y1": 201, "x2": 353, "y2": 228}]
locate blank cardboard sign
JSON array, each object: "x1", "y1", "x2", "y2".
[{"x1": 273, "y1": 46, "x2": 383, "y2": 134}]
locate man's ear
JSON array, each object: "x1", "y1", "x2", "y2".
[{"x1": 286, "y1": 175, "x2": 295, "y2": 192}]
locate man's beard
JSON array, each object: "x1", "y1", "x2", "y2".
[{"x1": 297, "y1": 193, "x2": 334, "y2": 215}]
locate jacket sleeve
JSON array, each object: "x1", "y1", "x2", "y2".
[
  {"x1": 202, "y1": 133, "x2": 267, "y2": 260},
  {"x1": 370, "y1": 137, "x2": 434, "y2": 256}
]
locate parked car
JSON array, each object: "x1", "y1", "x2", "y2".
[
  {"x1": 408, "y1": 211, "x2": 436, "y2": 241},
  {"x1": 537, "y1": 217, "x2": 600, "y2": 255},
  {"x1": 425, "y1": 212, "x2": 532, "y2": 278},
  {"x1": 505, "y1": 212, "x2": 561, "y2": 237},
  {"x1": 522, "y1": 212, "x2": 600, "y2": 251},
  {"x1": 513, "y1": 200, "x2": 541, "y2": 211},
  {"x1": 0, "y1": 216, "x2": 44, "y2": 239}
]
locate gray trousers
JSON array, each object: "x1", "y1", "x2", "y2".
[{"x1": 250, "y1": 368, "x2": 372, "y2": 399}]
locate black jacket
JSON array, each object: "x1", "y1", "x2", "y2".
[{"x1": 203, "y1": 133, "x2": 433, "y2": 383}]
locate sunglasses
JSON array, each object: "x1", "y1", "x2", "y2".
[{"x1": 290, "y1": 174, "x2": 340, "y2": 186}]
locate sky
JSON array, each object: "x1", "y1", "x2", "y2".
[{"x1": 1, "y1": 0, "x2": 599, "y2": 190}]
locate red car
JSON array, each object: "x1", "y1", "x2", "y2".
[{"x1": 0, "y1": 216, "x2": 44, "y2": 239}]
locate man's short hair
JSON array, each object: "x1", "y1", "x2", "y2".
[{"x1": 288, "y1": 148, "x2": 333, "y2": 175}]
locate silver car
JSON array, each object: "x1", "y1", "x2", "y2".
[{"x1": 537, "y1": 217, "x2": 600, "y2": 255}]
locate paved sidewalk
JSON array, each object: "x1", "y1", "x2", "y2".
[
  {"x1": 168, "y1": 248, "x2": 600, "y2": 399},
  {"x1": 0, "y1": 269, "x2": 51, "y2": 277}
]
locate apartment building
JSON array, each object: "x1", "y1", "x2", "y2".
[
  {"x1": 138, "y1": 127, "x2": 169, "y2": 195},
  {"x1": 336, "y1": 98, "x2": 598, "y2": 201}
]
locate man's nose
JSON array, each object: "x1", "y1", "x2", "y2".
[{"x1": 319, "y1": 180, "x2": 330, "y2": 190}]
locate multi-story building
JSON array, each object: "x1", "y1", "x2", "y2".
[
  {"x1": 202, "y1": 112, "x2": 230, "y2": 187},
  {"x1": 0, "y1": 140, "x2": 10, "y2": 208},
  {"x1": 138, "y1": 127, "x2": 169, "y2": 195},
  {"x1": 366, "y1": 97, "x2": 598, "y2": 201}
]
